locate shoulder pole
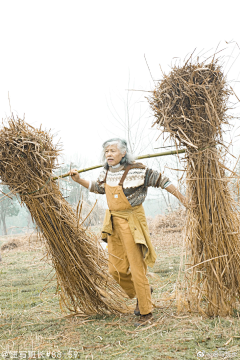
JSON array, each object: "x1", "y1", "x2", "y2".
[{"x1": 52, "y1": 149, "x2": 186, "y2": 181}]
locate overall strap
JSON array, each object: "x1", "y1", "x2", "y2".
[
  {"x1": 119, "y1": 164, "x2": 132, "y2": 186},
  {"x1": 103, "y1": 169, "x2": 108, "y2": 184}
]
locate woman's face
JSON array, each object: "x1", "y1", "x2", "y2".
[{"x1": 105, "y1": 144, "x2": 126, "y2": 166}]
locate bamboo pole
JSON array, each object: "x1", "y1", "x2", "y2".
[{"x1": 53, "y1": 149, "x2": 186, "y2": 181}]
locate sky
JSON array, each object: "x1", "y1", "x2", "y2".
[{"x1": 1, "y1": 0, "x2": 240, "y2": 174}]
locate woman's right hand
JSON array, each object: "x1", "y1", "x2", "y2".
[{"x1": 69, "y1": 169, "x2": 81, "y2": 183}]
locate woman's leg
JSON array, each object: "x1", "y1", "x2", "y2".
[
  {"x1": 108, "y1": 223, "x2": 136, "y2": 299},
  {"x1": 112, "y1": 217, "x2": 152, "y2": 315}
]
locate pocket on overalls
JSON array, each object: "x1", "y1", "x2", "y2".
[{"x1": 111, "y1": 189, "x2": 124, "y2": 206}]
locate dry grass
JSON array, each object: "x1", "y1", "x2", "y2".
[
  {"x1": 0, "y1": 118, "x2": 128, "y2": 315},
  {"x1": 1, "y1": 238, "x2": 22, "y2": 251},
  {"x1": 1, "y1": 228, "x2": 240, "y2": 359},
  {"x1": 149, "y1": 56, "x2": 240, "y2": 316}
]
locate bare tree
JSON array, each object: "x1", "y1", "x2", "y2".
[
  {"x1": 0, "y1": 185, "x2": 20, "y2": 235},
  {"x1": 107, "y1": 77, "x2": 157, "y2": 155}
]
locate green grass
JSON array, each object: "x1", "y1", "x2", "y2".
[{"x1": 1, "y1": 234, "x2": 240, "y2": 359}]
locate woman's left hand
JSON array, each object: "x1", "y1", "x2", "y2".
[{"x1": 181, "y1": 197, "x2": 197, "y2": 209}]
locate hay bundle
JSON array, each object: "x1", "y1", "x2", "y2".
[
  {"x1": 0, "y1": 117, "x2": 127, "y2": 314},
  {"x1": 149, "y1": 58, "x2": 240, "y2": 316}
]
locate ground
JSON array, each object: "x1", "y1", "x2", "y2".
[{"x1": 1, "y1": 211, "x2": 240, "y2": 359}]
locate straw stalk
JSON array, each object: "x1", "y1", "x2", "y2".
[
  {"x1": 0, "y1": 118, "x2": 128, "y2": 315},
  {"x1": 149, "y1": 58, "x2": 240, "y2": 316}
]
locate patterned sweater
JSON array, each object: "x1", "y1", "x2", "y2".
[{"x1": 89, "y1": 163, "x2": 171, "y2": 207}]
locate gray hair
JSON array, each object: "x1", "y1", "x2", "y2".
[{"x1": 101, "y1": 138, "x2": 136, "y2": 168}]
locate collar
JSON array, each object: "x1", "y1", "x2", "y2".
[
  {"x1": 109, "y1": 164, "x2": 125, "y2": 173},
  {"x1": 112, "y1": 163, "x2": 121, "y2": 169}
]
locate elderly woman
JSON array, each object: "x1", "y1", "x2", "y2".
[{"x1": 70, "y1": 138, "x2": 188, "y2": 326}]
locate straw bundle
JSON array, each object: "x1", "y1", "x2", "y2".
[
  {"x1": 0, "y1": 117, "x2": 128, "y2": 314},
  {"x1": 149, "y1": 58, "x2": 240, "y2": 316}
]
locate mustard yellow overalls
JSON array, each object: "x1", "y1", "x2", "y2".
[{"x1": 101, "y1": 164, "x2": 157, "y2": 315}]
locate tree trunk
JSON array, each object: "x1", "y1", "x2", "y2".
[{"x1": 1, "y1": 214, "x2": 7, "y2": 235}]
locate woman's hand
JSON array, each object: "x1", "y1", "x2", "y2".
[
  {"x1": 69, "y1": 169, "x2": 81, "y2": 183},
  {"x1": 181, "y1": 197, "x2": 197, "y2": 209},
  {"x1": 68, "y1": 170, "x2": 90, "y2": 189},
  {"x1": 165, "y1": 184, "x2": 197, "y2": 209}
]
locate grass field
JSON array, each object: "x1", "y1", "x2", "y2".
[{"x1": 1, "y1": 223, "x2": 240, "y2": 360}]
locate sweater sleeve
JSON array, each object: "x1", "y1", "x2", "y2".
[
  {"x1": 89, "y1": 169, "x2": 106, "y2": 194},
  {"x1": 144, "y1": 168, "x2": 171, "y2": 189}
]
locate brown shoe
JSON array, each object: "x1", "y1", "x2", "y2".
[
  {"x1": 134, "y1": 312, "x2": 153, "y2": 327},
  {"x1": 134, "y1": 286, "x2": 153, "y2": 316}
]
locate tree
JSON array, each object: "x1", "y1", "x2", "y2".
[
  {"x1": 55, "y1": 163, "x2": 90, "y2": 207},
  {"x1": 0, "y1": 184, "x2": 20, "y2": 235},
  {"x1": 107, "y1": 77, "x2": 156, "y2": 156}
]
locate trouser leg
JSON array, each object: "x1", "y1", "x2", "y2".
[
  {"x1": 112, "y1": 217, "x2": 152, "y2": 315},
  {"x1": 108, "y1": 226, "x2": 136, "y2": 299}
]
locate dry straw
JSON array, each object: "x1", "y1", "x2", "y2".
[
  {"x1": 0, "y1": 118, "x2": 128, "y2": 315},
  {"x1": 148, "y1": 56, "x2": 240, "y2": 316}
]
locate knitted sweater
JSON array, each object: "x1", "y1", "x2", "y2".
[{"x1": 89, "y1": 163, "x2": 171, "y2": 207}]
